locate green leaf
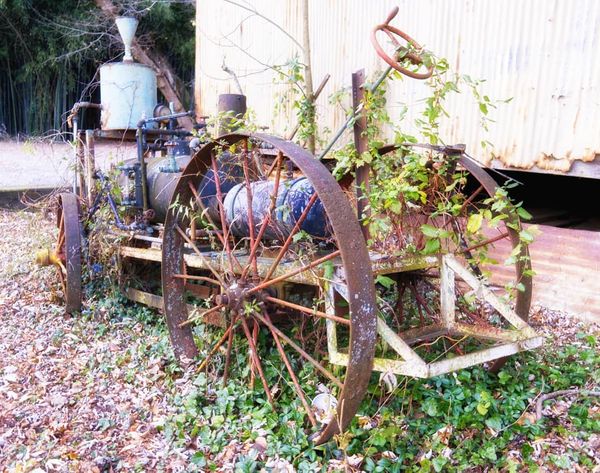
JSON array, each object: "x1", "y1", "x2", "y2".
[
  {"x1": 432, "y1": 457, "x2": 448, "y2": 472},
  {"x1": 517, "y1": 206, "x2": 533, "y2": 220},
  {"x1": 420, "y1": 224, "x2": 440, "y2": 238},
  {"x1": 322, "y1": 260, "x2": 335, "y2": 280},
  {"x1": 389, "y1": 200, "x2": 402, "y2": 214},
  {"x1": 376, "y1": 275, "x2": 395, "y2": 290},
  {"x1": 481, "y1": 443, "x2": 497, "y2": 461},
  {"x1": 519, "y1": 229, "x2": 535, "y2": 243},
  {"x1": 497, "y1": 371, "x2": 512, "y2": 385},
  {"x1": 422, "y1": 398, "x2": 440, "y2": 417},
  {"x1": 467, "y1": 213, "x2": 483, "y2": 233},
  {"x1": 423, "y1": 238, "x2": 441, "y2": 254},
  {"x1": 476, "y1": 402, "x2": 489, "y2": 415},
  {"x1": 485, "y1": 416, "x2": 502, "y2": 431}
]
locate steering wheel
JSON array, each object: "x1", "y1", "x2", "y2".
[{"x1": 370, "y1": 7, "x2": 433, "y2": 80}]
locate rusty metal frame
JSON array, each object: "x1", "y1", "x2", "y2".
[{"x1": 326, "y1": 254, "x2": 542, "y2": 379}]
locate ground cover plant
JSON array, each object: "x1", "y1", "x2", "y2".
[{"x1": 0, "y1": 205, "x2": 598, "y2": 471}]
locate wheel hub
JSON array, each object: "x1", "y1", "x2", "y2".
[{"x1": 215, "y1": 281, "x2": 263, "y2": 315}]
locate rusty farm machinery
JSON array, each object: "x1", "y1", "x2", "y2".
[{"x1": 38, "y1": 9, "x2": 541, "y2": 444}]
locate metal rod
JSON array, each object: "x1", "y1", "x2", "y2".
[
  {"x1": 251, "y1": 249, "x2": 341, "y2": 294},
  {"x1": 178, "y1": 304, "x2": 225, "y2": 328},
  {"x1": 317, "y1": 65, "x2": 393, "y2": 161},
  {"x1": 253, "y1": 311, "x2": 343, "y2": 389},
  {"x1": 263, "y1": 192, "x2": 319, "y2": 281},
  {"x1": 263, "y1": 310, "x2": 317, "y2": 426},
  {"x1": 265, "y1": 295, "x2": 350, "y2": 325},
  {"x1": 240, "y1": 317, "x2": 274, "y2": 404}
]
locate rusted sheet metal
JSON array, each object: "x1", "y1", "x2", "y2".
[
  {"x1": 198, "y1": 0, "x2": 600, "y2": 176},
  {"x1": 487, "y1": 224, "x2": 600, "y2": 322}
]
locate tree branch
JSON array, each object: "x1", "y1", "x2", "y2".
[{"x1": 535, "y1": 388, "x2": 600, "y2": 421}]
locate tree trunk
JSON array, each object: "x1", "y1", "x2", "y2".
[
  {"x1": 194, "y1": 0, "x2": 203, "y2": 122},
  {"x1": 302, "y1": 0, "x2": 315, "y2": 154},
  {"x1": 94, "y1": 0, "x2": 193, "y2": 130}
]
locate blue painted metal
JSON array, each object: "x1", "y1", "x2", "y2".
[
  {"x1": 276, "y1": 177, "x2": 330, "y2": 238},
  {"x1": 222, "y1": 176, "x2": 331, "y2": 240}
]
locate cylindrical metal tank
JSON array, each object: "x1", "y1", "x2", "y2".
[
  {"x1": 100, "y1": 62, "x2": 157, "y2": 130},
  {"x1": 223, "y1": 177, "x2": 331, "y2": 240},
  {"x1": 145, "y1": 150, "x2": 245, "y2": 222},
  {"x1": 146, "y1": 154, "x2": 191, "y2": 222}
]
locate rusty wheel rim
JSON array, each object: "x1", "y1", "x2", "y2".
[
  {"x1": 56, "y1": 193, "x2": 82, "y2": 313},
  {"x1": 162, "y1": 133, "x2": 377, "y2": 444}
]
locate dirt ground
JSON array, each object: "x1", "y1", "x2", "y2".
[
  {"x1": 0, "y1": 206, "x2": 196, "y2": 471},
  {"x1": 0, "y1": 140, "x2": 136, "y2": 192}
]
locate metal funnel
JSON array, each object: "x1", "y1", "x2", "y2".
[{"x1": 115, "y1": 16, "x2": 138, "y2": 62}]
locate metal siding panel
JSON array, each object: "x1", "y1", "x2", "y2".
[
  {"x1": 198, "y1": 0, "x2": 600, "y2": 174},
  {"x1": 487, "y1": 224, "x2": 600, "y2": 322}
]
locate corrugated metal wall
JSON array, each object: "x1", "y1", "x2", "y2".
[{"x1": 198, "y1": 0, "x2": 600, "y2": 175}]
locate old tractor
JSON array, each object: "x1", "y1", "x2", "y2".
[{"x1": 40, "y1": 10, "x2": 541, "y2": 444}]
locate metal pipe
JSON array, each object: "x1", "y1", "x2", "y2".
[
  {"x1": 138, "y1": 110, "x2": 193, "y2": 127},
  {"x1": 136, "y1": 125, "x2": 147, "y2": 210}
]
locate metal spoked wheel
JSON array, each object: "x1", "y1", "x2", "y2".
[
  {"x1": 162, "y1": 133, "x2": 377, "y2": 444},
  {"x1": 56, "y1": 192, "x2": 83, "y2": 313}
]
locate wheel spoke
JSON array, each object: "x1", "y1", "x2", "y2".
[
  {"x1": 240, "y1": 317, "x2": 274, "y2": 405},
  {"x1": 263, "y1": 310, "x2": 317, "y2": 427},
  {"x1": 460, "y1": 184, "x2": 484, "y2": 213},
  {"x1": 241, "y1": 152, "x2": 283, "y2": 280},
  {"x1": 196, "y1": 316, "x2": 239, "y2": 373},
  {"x1": 187, "y1": 181, "x2": 244, "y2": 273},
  {"x1": 253, "y1": 311, "x2": 343, "y2": 389},
  {"x1": 462, "y1": 231, "x2": 510, "y2": 254},
  {"x1": 263, "y1": 192, "x2": 319, "y2": 281},
  {"x1": 265, "y1": 151, "x2": 283, "y2": 178},
  {"x1": 178, "y1": 304, "x2": 225, "y2": 328},
  {"x1": 242, "y1": 139, "x2": 258, "y2": 275},
  {"x1": 173, "y1": 274, "x2": 221, "y2": 285},
  {"x1": 210, "y1": 153, "x2": 237, "y2": 275},
  {"x1": 248, "y1": 250, "x2": 341, "y2": 295},
  {"x1": 265, "y1": 296, "x2": 350, "y2": 325},
  {"x1": 187, "y1": 181, "x2": 226, "y2": 243},
  {"x1": 249, "y1": 318, "x2": 259, "y2": 388},
  {"x1": 56, "y1": 212, "x2": 65, "y2": 253},
  {"x1": 222, "y1": 323, "x2": 235, "y2": 384},
  {"x1": 175, "y1": 224, "x2": 227, "y2": 286}
]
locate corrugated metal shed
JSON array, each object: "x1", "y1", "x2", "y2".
[{"x1": 198, "y1": 0, "x2": 600, "y2": 175}]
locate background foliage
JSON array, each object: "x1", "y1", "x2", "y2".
[{"x1": 0, "y1": 0, "x2": 194, "y2": 137}]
